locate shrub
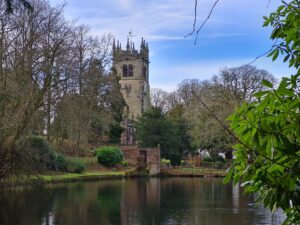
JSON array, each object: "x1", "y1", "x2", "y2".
[
  {"x1": 96, "y1": 146, "x2": 123, "y2": 166},
  {"x1": 55, "y1": 154, "x2": 68, "y2": 171},
  {"x1": 203, "y1": 155, "x2": 225, "y2": 163},
  {"x1": 202, "y1": 156, "x2": 213, "y2": 162},
  {"x1": 213, "y1": 155, "x2": 225, "y2": 162},
  {"x1": 53, "y1": 154, "x2": 86, "y2": 173},
  {"x1": 161, "y1": 158, "x2": 170, "y2": 166},
  {"x1": 121, "y1": 160, "x2": 128, "y2": 168},
  {"x1": 170, "y1": 153, "x2": 181, "y2": 166},
  {"x1": 66, "y1": 159, "x2": 86, "y2": 173},
  {"x1": 16, "y1": 136, "x2": 57, "y2": 172},
  {"x1": 15, "y1": 136, "x2": 86, "y2": 174}
]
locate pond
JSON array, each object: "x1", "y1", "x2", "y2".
[{"x1": 0, "y1": 178, "x2": 284, "y2": 225}]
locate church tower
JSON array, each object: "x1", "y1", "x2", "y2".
[{"x1": 113, "y1": 36, "x2": 151, "y2": 144}]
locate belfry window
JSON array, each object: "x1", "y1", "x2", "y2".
[
  {"x1": 128, "y1": 65, "x2": 133, "y2": 76},
  {"x1": 122, "y1": 65, "x2": 128, "y2": 77},
  {"x1": 122, "y1": 64, "x2": 133, "y2": 77}
]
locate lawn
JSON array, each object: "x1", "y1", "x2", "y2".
[
  {"x1": 38, "y1": 171, "x2": 126, "y2": 182},
  {"x1": 163, "y1": 167, "x2": 226, "y2": 176}
]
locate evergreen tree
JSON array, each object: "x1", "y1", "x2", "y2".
[{"x1": 135, "y1": 107, "x2": 181, "y2": 159}]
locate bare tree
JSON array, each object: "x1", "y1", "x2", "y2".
[
  {"x1": 0, "y1": 0, "x2": 77, "y2": 177},
  {"x1": 150, "y1": 88, "x2": 169, "y2": 111},
  {"x1": 177, "y1": 79, "x2": 202, "y2": 104},
  {"x1": 212, "y1": 65, "x2": 276, "y2": 102},
  {"x1": 4, "y1": 0, "x2": 33, "y2": 13}
]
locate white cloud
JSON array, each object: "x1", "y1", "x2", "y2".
[
  {"x1": 114, "y1": 0, "x2": 134, "y2": 11},
  {"x1": 51, "y1": 0, "x2": 254, "y2": 42},
  {"x1": 48, "y1": 0, "x2": 292, "y2": 93}
]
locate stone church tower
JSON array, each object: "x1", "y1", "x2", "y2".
[{"x1": 113, "y1": 37, "x2": 151, "y2": 145}]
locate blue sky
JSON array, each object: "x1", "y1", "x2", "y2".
[{"x1": 49, "y1": 0, "x2": 295, "y2": 91}]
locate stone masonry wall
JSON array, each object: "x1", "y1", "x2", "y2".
[
  {"x1": 114, "y1": 54, "x2": 150, "y2": 120},
  {"x1": 120, "y1": 145, "x2": 140, "y2": 165},
  {"x1": 120, "y1": 145, "x2": 160, "y2": 175}
]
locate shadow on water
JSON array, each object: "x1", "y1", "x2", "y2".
[{"x1": 0, "y1": 178, "x2": 285, "y2": 225}]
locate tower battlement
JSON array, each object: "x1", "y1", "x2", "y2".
[{"x1": 113, "y1": 38, "x2": 149, "y2": 62}]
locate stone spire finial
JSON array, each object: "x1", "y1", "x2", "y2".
[
  {"x1": 140, "y1": 37, "x2": 145, "y2": 51},
  {"x1": 126, "y1": 38, "x2": 130, "y2": 51}
]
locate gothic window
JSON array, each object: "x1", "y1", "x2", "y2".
[
  {"x1": 122, "y1": 64, "x2": 133, "y2": 77},
  {"x1": 122, "y1": 65, "x2": 128, "y2": 77},
  {"x1": 128, "y1": 65, "x2": 133, "y2": 76}
]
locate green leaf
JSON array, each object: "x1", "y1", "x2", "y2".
[
  {"x1": 223, "y1": 167, "x2": 234, "y2": 184},
  {"x1": 283, "y1": 54, "x2": 290, "y2": 62},
  {"x1": 254, "y1": 90, "x2": 270, "y2": 98},
  {"x1": 276, "y1": 88, "x2": 294, "y2": 96},
  {"x1": 262, "y1": 79, "x2": 273, "y2": 88},
  {"x1": 272, "y1": 49, "x2": 279, "y2": 61}
]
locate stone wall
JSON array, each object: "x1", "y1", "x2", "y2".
[
  {"x1": 119, "y1": 79, "x2": 150, "y2": 120},
  {"x1": 120, "y1": 145, "x2": 140, "y2": 165},
  {"x1": 140, "y1": 147, "x2": 160, "y2": 175},
  {"x1": 120, "y1": 145, "x2": 160, "y2": 175}
]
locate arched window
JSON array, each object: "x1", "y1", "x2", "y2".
[
  {"x1": 122, "y1": 65, "x2": 128, "y2": 77},
  {"x1": 128, "y1": 65, "x2": 133, "y2": 76}
]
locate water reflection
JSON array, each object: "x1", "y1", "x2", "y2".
[{"x1": 0, "y1": 178, "x2": 284, "y2": 225}]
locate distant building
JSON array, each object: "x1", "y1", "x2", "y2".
[
  {"x1": 198, "y1": 149, "x2": 211, "y2": 159},
  {"x1": 113, "y1": 36, "x2": 151, "y2": 145}
]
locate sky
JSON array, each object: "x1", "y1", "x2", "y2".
[{"x1": 49, "y1": 0, "x2": 295, "y2": 91}]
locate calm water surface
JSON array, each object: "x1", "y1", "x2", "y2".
[{"x1": 0, "y1": 178, "x2": 284, "y2": 225}]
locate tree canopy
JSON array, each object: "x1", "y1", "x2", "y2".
[{"x1": 135, "y1": 107, "x2": 184, "y2": 159}]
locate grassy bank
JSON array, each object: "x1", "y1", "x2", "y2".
[
  {"x1": 2, "y1": 170, "x2": 130, "y2": 188},
  {"x1": 160, "y1": 167, "x2": 226, "y2": 177},
  {"x1": 38, "y1": 171, "x2": 127, "y2": 182},
  {"x1": 2, "y1": 167, "x2": 227, "y2": 188}
]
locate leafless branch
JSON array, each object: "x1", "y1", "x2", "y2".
[
  {"x1": 247, "y1": 41, "x2": 278, "y2": 65},
  {"x1": 185, "y1": 0, "x2": 220, "y2": 45},
  {"x1": 185, "y1": 0, "x2": 198, "y2": 38}
]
